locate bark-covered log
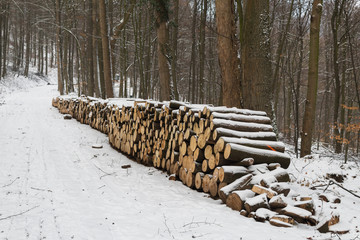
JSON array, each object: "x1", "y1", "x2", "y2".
[
  {"x1": 226, "y1": 189, "x2": 255, "y2": 211},
  {"x1": 218, "y1": 166, "x2": 249, "y2": 183},
  {"x1": 210, "y1": 112, "x2": 271, "y2": 124},
  {"x1": 244, "y1": 193, "x2": 269, "y2": 213},
  {"x1": 215, "y1": 136, "x2": 285, "y2": 153},
  {"x1": 213, "y1": 128, "x2": 277, "y2": 141},
  {"x1": 219, "y1": 174, "x2": 253, "y2": 203},
  {"x1": 203, "y1": 106, "x2": 267, "y2": 116},
  {"x1": 224, "y1": 143, "x2": 290, "y2": 168},
  {"x1": 210, "y1": 119, "x2": 273, "y2": 132}
]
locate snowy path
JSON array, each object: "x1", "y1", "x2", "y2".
[{"x1": 0, "y1": 85, "x2": 320, "y2": 240}]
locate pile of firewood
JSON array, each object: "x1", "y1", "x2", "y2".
[{"x1": 52, "y1": 96, "x2": 343, "y2": 232}]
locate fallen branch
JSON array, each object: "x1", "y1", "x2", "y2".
[
  {"x1": 93, "y1": 163, "x2": 116, "y2": 179},
  {"x1": 312, "y1": 180, "x2": 360, "y2": 199},
  {"x1": 0, "y1": 205, "x2": 40, "y2": 221},
  {"x1": 1, "y1": 177, "x2": 20, "y2": 188},
  {"x1": 30, "y1": 187, "x2": 52, "y2": 192}
]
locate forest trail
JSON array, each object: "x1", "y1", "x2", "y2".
[{"x1": 0, "y1": 84, "x2": 323, "y2": 240}]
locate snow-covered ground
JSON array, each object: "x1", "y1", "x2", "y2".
[{"x1": 0, "y1": 72, "x2": 359, "y2": 240}]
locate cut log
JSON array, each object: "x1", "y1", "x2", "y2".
[
  {"x1": 251, "y1": 185, "x2": 278, "y2": 199},
  {"x1": 217, "y1": 182, "x2": 227, "y2": 197},
  {"x1": 224, "y1": 143, "x2": 290, "y2": 168},
  {"x1": 244, "y1": 194, "x2": 269, "y2": 213},
  {"x1": 269, "y1": 195, "x2": 288, "y2": 209},
  {"x1": 202, "y1": 174, "x2": 212, "y2": 193},
  {"x1": 219, "y1": 174, "x2": 253, "y2": 203},
  {"x1": 195, "y1": 172, "x2": 205, "y2": 190},
  {"x1": 293, "y1": 200, "x2": 315, "y2": 214},
  {"x1": 254, "y1": 208, "x2": 278, "y2": 222},
  {"x1": 209, "y1": 178, "x2": 218, "y2": 198},
  {"x1": 278, "y1": 205, "x2": 313, "y2": 223},
  {"x1": 213, "y1": 128, "x2": 277, "y2": 141},
  {"x1": 269, "y1": 215, "x2": 295, "y2": 227},
  {"x1": 226, "y1": 190, "x2": 255, "y2": 211},
  {"x1": 208, "y1": 155, "x2": 216, "y2": 170},
  {"x1": 204, "y1": 145, "x2": 213, "y2": 159},
  {"x1": 204, "y1": 106, "x2": 267, "y2": 116},
  {"x1": 215, "y1": 153, "x2": 254, "y2": 167},
  {"x1": 218, "y1": 166, "x2": 249, "y2": 183},
  {"x1": 186, "y1": 172, "x2": 195, "y2": 188},
  {"x1": 215, "y1": 137, "x2": 285, "y2": 154},
  {"x1": 210, "y1": 119, "x2": 273, "y2": 132},
  {"x1": 210, "y1": 112, "x2": 271, "y2": 124}
]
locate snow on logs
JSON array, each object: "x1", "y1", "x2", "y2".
[{"x1": 53, "y1": 97, "x2": 337, "y2": 230}]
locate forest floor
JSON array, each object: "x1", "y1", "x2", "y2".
[{"x1": 0, "y1": 72, "x2": 359, "y2": 240}]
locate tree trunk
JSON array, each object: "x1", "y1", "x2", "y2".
[
  {"x1": 87, "y1": 0, "x2": 94, "y2": 96},
  {"x1": 241, "y1": 0, "x2": 272, "y2": 115},
  {"x1": 199, "y1": 0, "x2": 207, "y2": 104},
  {"x1": 170, "y1": 0, "x2": 179, "y2": 100},
  {"x1": 331, "y1": 0, "x2": 346, "y2": 153},
  {"x1": 154, "y1": 0, "x2": 171, "y2": 101},
  {"x1": 215, "y1": 0, "x2": 241, "y2": 108},
  {"x1": 300, "y1": 0, "x2": 322, "y2": 157},
  {"x1": 92, "y1": 0, "x2": 100, "y2": 97},
  {"x1": 55, "y1": 0, "x2": 64, "y2": 95},
  {"x1": 98, "y1": 0, "x2": 114, "y2": 98}
]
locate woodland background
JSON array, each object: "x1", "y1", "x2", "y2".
[{"x1": 0, "y1": 0, "x2": 359, "y2": 159}]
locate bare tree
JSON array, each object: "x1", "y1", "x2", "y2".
[
  {"x1": 215, "y1": 0, "x2": 241, "y2": 108},
  {"x1": 300, "y1": 0, "x2": 323, "y2": 157}
]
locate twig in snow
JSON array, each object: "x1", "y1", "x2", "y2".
[
  {"x1": 30, "y1": 187, "x2": 52, "y2": 192},
  {"x1": 312, "y1": 180, "x2": 360, "y2": 199},
  {"x1": 1, "y1": 177, "x2": 20, "y2": 188},
  {"x1": 93, "y1": 163, "x2": 116, "y2": 179},
  {"x1": 163, "y1": 214, "x2": 175, "y2": 239},
  {"x1": 182, "y1": 218, "x2": 222, "y2": 228},
  {"x1": 324, "y1": 180, "x2": 360, "y2": 198},
  {"x1": 0, "y1": 205, "x2": 40, "y2": 221}
]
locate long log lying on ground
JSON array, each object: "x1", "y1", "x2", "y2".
[
  {"x1": 210, "y1": 119, "x2": 273, "y2": 132},
  {"x1": 214, "y1": 137, "x2": 285, "y2": 153},
  {"x1": 224, "y1": 143, "x2": 290, "y2": 168},
  {"x1": 210, "y1": 112, "x2": 271, "y2": 124},
  {"x1": 212, "y1": 128, "x2": 277, "y2": 141}
]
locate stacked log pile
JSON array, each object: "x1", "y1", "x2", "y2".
[{"x1": 52, "y1": 96, "x2": 343, "y2": 233}]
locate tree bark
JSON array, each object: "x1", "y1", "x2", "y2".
[
  {"x1": 300, "y1": 0, "x2": 323, "y2": 157},
  {"x1": 98, "y1": 0, "x2": 114, "y2": 98},
  {"x1": 87, "y1": 0, "x2": 94, "y2": 96},
  {"x1": 154, "y1": 0, "x2": 171, "y2": 101},
  {"x1": 215, "y1": 0, "x2": 241, "y2": 108},
  {"x1": 170, "y1": 0, "x2": 179, "y2": 100},
  {"x1": 55, "y1": 0, "x2": 64, "y2": 95},
  {"x1": 241, "y1": 0, "x2": 272, "y2": 116}
]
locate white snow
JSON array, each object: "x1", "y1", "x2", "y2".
[{"x1": 1, "y1": 71, "x2": 360, "y2": 239}]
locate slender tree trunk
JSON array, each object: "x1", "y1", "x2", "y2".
[
  {"x1": 300, "y1": 0, "x2": 322, "y2": 157},
  {"x1": 331, "y1": 0, "x2": 346, "y2": 153},
  {"x1": 92, "y1": 0, "x2": 100, "y2": 97},
  {"x1": 154, "y1": 0, "x2": 171, "y2": 101},
  {"x1": 87, "y1": 0, "x2": 94, "y2": 96},
  {"x1": 199, "y1": 0, "x2": 207, "y2": 104},
  {"x1": 170, "y1": 0, "x2": 179, "y2": 100},
  {"x1": 98, "y1": 0, "x2": 114, "y2": 98},
  {"x1": 215, "y1": 0, "x2": 241, "y2": 108},
  {"x1": 188, "y1": 0, "x2": 197, "y2": 102},
  {"x1": 24, "y1": 10, "x2": 31, "y2": 77},
  {"x1": 56, "y1": 0, "x2": 64, "y2": 94}
]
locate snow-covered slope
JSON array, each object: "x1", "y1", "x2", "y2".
[{"x1": 0, "y1": 76, "x2": 359, "y2": 239}]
